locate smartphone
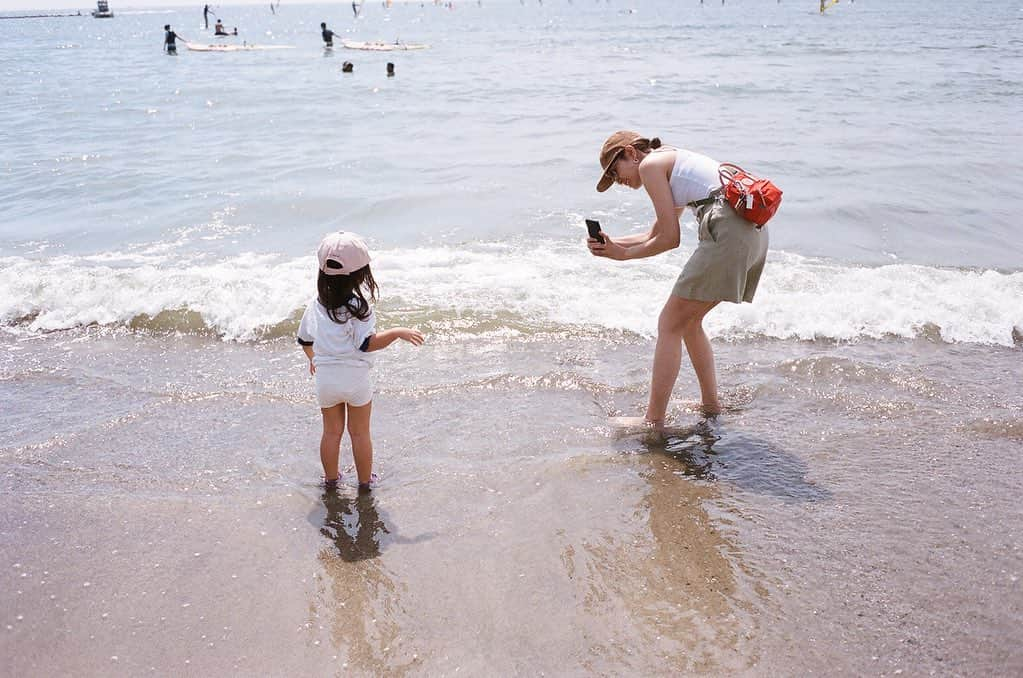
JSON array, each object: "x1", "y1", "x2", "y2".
[{"x1": 585, "y1": 219, "x2": 605, "y2": 244}]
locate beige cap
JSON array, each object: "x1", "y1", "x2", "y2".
[
  {"x1": 317, "y1": 231, "x2": 371, "y2": 275},
  {"x1": 596, "y1": 130, "x2": 645, "y2": 192}
]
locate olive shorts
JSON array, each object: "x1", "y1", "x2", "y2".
[{"x1": 673, "y1": 196, "x2": 769, "y2": 304}]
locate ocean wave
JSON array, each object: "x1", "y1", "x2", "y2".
[{"x1": 1, "y1": 241, "x2": 1021, "y2": 346}]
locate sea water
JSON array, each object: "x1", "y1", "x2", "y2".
[{"x1": 2, "y1": 1, "x2": 1022, "y2": 674}]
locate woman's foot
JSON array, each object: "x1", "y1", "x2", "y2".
[
  {"x1": 700, "y1": 401, "x2": 722, "y2": 417},
  {"x1": 679, "y1": 400, "x2": 723, "y2": 417},
  {"x1": 610, "y1": 415, "x2": 665, "y2": 428}
]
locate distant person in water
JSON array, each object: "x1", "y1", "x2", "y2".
[
  {"x1": 341, "y1": 61, "x2": 354, "y2": 73},
  {"x1": 321, "y1": 22, "x2": 335, "y2": 48},
  {"x1": 164, "y1": 24, "x2": 185, "y2": 54},
  {"x1": 386, "y1": 62, "x2": 394, "y2": 77},
  {"x1": 214, "y1": 19, "x2": 228, "y2": 35},
  {"x1": 352, "y1": 1, "x2": 360, "y2": 17},
  {"x1": 203, "y1": 4, "x2": 210, "y2": 29}
]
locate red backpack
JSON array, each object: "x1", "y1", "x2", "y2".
[{"x1": 718, "y1": 163, "x2": 782, "y2": 228}]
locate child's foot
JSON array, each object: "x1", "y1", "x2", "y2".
[{"x1": 357, "y1": 472, "x2": 379, "y2": 493}]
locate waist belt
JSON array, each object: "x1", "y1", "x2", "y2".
[{"x1": 686, "y1": 187, "x2": 722, "y2": 210}]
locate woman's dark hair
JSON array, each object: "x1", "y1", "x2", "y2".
[
  {"x1": 633, "y1": 136, "x2": 662, "y2": 153},
  {"x1": 317, "y1": 263, "x2": 378, "y2": 323}
]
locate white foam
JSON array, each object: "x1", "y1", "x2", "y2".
[
  {"x1": 0, "y1": 253, "x2": 310, "y2": 341},
  {"x1": 1, "y1": 241, "x2": 1021, "y2": 346}
]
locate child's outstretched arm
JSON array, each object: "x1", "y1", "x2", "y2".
[{"x1": 363, "y1": 328, "x2": 424, "y2": 352}]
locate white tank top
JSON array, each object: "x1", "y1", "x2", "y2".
[{"x1": 666, "y1": 148, "x2": 721, "y2": 208}]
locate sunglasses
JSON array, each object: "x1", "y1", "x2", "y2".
[{"x1": 605, "y1": 151, "x2": 626, "y2": 183}]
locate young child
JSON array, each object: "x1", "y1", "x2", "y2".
[{"x1": 297, "y1": 232, "x2": 423, "y2": 491}]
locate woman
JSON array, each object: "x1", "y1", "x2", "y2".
[{"x1": 588, "y1": 130, "x2": 769, "y2": 421}]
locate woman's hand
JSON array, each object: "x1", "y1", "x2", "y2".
[
  {"x1": 587, "y1": 232, "x2": 628, "y2": 261},
  {"x1": 308, "y1": 359, "x2": 316, "y2": 376},
  {"x1": 395, "y1": 328, "x2": 425, "y2": 346}
]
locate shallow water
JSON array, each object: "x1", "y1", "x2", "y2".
[
  {"x1": 3, "y1": 328, "x2": 1022, "y2": 674},
  {"x1": 2, "y1": 0, "x2": 1023, "y2": 674}
]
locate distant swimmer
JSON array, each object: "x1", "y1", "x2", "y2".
[
  {"x1": 321, "y1": 22, "x2": 335, "y2": 48},
  {"x1": 341, "y1": 61, "x2": 354, "y2": 73},
  {"x1": 164, "y1": 24, "x2": 186, "y2": 54},
  {"x1": 386, "y1": 62, "x2": 394, "y2": 77}
]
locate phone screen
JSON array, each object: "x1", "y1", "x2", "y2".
[{"x1": 585, "y1": 219, "x2": 605, "y2": 244}]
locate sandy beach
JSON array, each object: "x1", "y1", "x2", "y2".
[{"x1": 3, "y1": 0, "x2": 1022, "y2": 674}]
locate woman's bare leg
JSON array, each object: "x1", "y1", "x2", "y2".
[
  {"x1": 645, "y1": 296, "x2": 720, "y2": 422},
  {"x1": 320, "y1": 404, "x2": 346, "y2": 481},
  {"x1": 682, "y1": 313, "x2": 721, "y2": 415},
  {"x1": 345, "y1": 401, "x2": 374, "y2": 485}
]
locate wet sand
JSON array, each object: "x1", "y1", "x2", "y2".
[{"x1": 2, "y1": 330, "x2": 1022, "y2": 675}]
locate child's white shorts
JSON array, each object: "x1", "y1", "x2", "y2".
[{"x1": 315, "y1": 364, "x2": 373, "y2": 408}]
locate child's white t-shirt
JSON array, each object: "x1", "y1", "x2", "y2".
[{"x1": 297, "y1": 298, "x2": 376, "y2": 368}]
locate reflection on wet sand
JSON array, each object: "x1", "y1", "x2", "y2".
[
  {"x1": 629, "y1": 419, "x2": 832, "y2": 671},
  {"x1": 310, "y1": 489, "x2": 410, "y2": 674},
  {"x1": 320, "y1": 489, "x2": 391, "y2": 562},
  {"x1": 576, "y1": 420, "x2": 760, "y2": 673},
  {"x1": 575, "y1": 419, "x2": 829, "y2": 672}
]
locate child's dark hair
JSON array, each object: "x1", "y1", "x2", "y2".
[{"x1": 317, "y1": 263, "x2": 378, "y2": 323}]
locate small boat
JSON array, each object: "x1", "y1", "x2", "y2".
[{"x1": 91, "y1": 0, "x2": 113, "y2": 18}]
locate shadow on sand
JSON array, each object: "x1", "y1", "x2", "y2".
[{"x1": 618, "y1": 419, "x2": 831, "y2": 503}]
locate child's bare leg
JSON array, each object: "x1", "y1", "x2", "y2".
[
  {"x1": 320, "y1": 404, "x2": 346, "y2": 481},
  {"x1": 345, "y1": 401, "x2": 374, "y2": 485}
]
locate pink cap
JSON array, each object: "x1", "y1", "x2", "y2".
[{"x1": 316, "y1": 232, "x2": 371, "y2": 275}]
